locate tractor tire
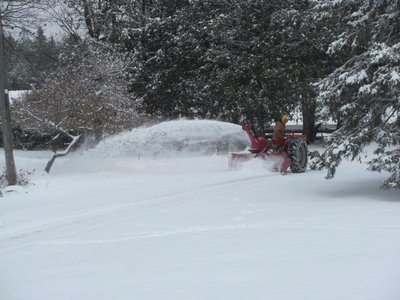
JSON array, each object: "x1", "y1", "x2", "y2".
[{"x1": 288, "y1": 138, "x2": 308, "y2": 173}]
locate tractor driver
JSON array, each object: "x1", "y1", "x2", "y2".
[{"x1": 273, "y1": 115, "x2": 289, "y2": 145}]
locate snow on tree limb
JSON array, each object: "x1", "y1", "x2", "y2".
[
  {"x1": 311, "y1": 0, "x2": 400, "y2": 189},
  {"x1": 44, "y1": 134, "x2": 81, "y2": 173},
  {"x1": 17, "y1": 105, "x2": 81, "y2": 173}
]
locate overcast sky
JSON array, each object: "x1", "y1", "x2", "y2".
[{"x1": 4, "y1": 2, "x2": 85, "y2": 40}]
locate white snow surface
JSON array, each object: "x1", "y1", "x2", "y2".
[
  {"x1": 8, "y1": 90, "x2": 28, "y2": 104},
  {"x1": 0, "y1": 119, "x2": 399, "y2": 300}
]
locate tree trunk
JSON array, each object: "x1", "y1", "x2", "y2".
[
  {"x1": 142, "y1": 0, "x2": 147, "y2": 15},
  {"x1": 301, "y1": 96, "x2": 317, "y2": 144},
  {"x1": 82, "y1": 0, "x2": 95, "y2": 38},
  {"x1": 0, "y1": 13, "x2": 17, "y2": 185}
]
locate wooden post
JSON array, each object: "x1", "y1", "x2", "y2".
[{"x1": 0, "y1": 12, "x2": 17, "y2": 185}]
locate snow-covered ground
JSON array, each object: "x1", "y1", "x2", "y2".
[
  {"x1": 8, "y1": 90, "x2": 28, "y2": 104},
  {"x1": 0, "y1": 120, "x2": 399, "y2": 300}
]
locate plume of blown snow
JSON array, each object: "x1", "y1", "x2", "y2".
[
  {"x1": 48, "y1": 120, "x2": 249, "y2": 175},
  {"x1": 89, "y1": 119, "x2": 249, "y2": 159}
]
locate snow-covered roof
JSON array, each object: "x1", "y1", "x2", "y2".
[{"x1": 8, "y1": 90, "x2": 29, "y2": 104}]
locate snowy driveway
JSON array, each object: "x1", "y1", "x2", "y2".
[
  {"x1": 1, "y1": 118, "x2": 400, "y2": 300},
  {"x1": 1, "y1": 152, "x2": 399, "y2": 300}
]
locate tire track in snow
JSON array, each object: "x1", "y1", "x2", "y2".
[
  {"x1": 41, "y1": 222, "x2": 400, "y2": 246},
  {"x1": 0, "y1": 173, "x2": 274, "y2": 243}
]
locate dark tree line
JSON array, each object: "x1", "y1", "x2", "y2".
[
  {"x1": 5, "y1": 27, "x2": 60, "y2": 90},
  {"x1": 63, "y1": 0, "x2": 336, "y2": 141},
  {"x1": 7, "y1": 0, "x2": 336, "y2": 140}
]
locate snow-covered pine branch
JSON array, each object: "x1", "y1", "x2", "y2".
[{"x1": 311, "y1": 0, "x2": 400, "y2": 189}]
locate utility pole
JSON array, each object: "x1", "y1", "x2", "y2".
[{"x1": 0, "y1": 12, "x2": 17, "y2": 185}]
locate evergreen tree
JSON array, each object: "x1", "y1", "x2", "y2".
[
  {"x1": 4, "y1": 35, "x2": 30, "y2": 90},
  {"x1": 63, "y1": 0, "x2": 144, "y2": 44},
  {"x1": 5, "y1": 28, "x2": 60, "y2": 90},
  {"x1": 61, "y1": 0, "x2": 334, "y2": 135},
  {"x1": 130, "y1": 0, "x2": 331, "y2": 131},
  {"x1": 31, "y1": 27, "x2": 59, "y2": 87},
  {"x1": 311, "y1": 0, "x2": 400, "y2": 189}
]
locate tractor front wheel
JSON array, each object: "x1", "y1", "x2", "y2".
[{"x1": 288, "y1": 138, "x2": 308, "y2": 173}]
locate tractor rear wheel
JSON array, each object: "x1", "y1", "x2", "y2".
[{"x1": 288, "y1": 138, "x2": 308, "y2": 173}]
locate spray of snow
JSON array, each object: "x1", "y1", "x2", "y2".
[
  {"x1": 90, "y1": 119, "x2": 248, "y2": 158},
  {"x1": 50, "y1": 119, "x2": 251, "y2": 175}
]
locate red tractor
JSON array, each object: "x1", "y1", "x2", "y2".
[{"x1": 229, "y1": 124, "x2": 308, "y2": 174}]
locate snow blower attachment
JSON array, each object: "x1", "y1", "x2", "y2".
[{"x1": 229, "y1": 124, "x2": 308, "y2": 174}]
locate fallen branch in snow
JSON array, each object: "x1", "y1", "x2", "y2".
[
  {"x1": 16, "y1": 107, "x2": 83, "y2": 173},
  {"x1": 45, "y1": 134, "x2": 81, "y2": 173}
]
